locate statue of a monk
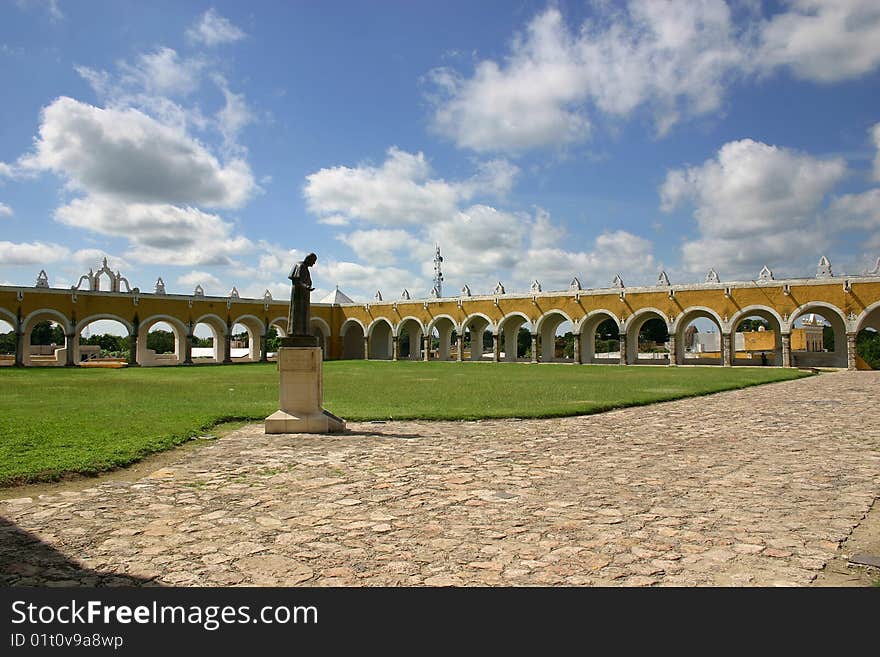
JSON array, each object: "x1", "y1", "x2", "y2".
[{"x1": 287, "y1": 252, "x2": 317, "y2": 339}]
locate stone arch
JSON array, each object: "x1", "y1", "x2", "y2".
[
  {"x1": 310, "y1": 317, "x2": 332, "y2": 355},
  {"x1": 22, "y1": 309, "x2": 73, "y2": 367},
  {"x1": 396, "y1": 316, "x2": 425, "y2": 360},
  {"x1": 269, "y1": 316, "x2": 289, "y2": 338},
  {"x1": 625, "y1": 307, "x2": 670, "y2": 365},
  {"x1": 0, "y1": 306, "x2": 17, "y2": 327},
  {"x1": 0, "y1": 309, "x2": 14, "y2": 364},
  {"x1": 367, "y1": 317, "x2": 393, "y2": 360},
  {"x1": 787, "y1": 302, "x2": 847, "y2": 368},
  {"x1": 427, "y1": 314, "x2": 457, "y2": 361},
  {"x1": 535, "y1": 309, "x2": 575, "y2": 362},
  {"x1": 137, "y1": 315, "x2": 187, "y2": 366},
  {"x1": 856, "y1": 300, "x2": 880, "y2": 333},
  {"x1": 497, "y1": 312, "x2": 533, "y2": 362},
  {"x1": 729, "y1": 305, "x2": 784, "y2": 367},
  {"x1": 231, "y1": 314, "x2": 266, "y2": 362},
  {"x1": 193, "y1": 313, "x2": 228, "y2": 363},
  {"x1": 74, "y1": 313, "x2": 134, "y2": 364},
  {"x1": 578, "y1": 309, "x2": 622, "y2": 364},
  {"x1": 462, "y1": 312, "x2": 494, "y2": 361},
  {"x1": 340, "y1": 318, "x2": 365, "y2": 359},
  {"x1": 673, "y1": 306, "x2": 725, "y2": 365}
]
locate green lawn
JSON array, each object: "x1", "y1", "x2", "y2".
[{"x1": 0, "y1": 361, "x2": 810, "y2": 486}]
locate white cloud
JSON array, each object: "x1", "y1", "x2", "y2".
[
  {"x1": 428, "y1": 3, "x2": 745, "y2": 152},
  {"x1": 20, "y1": 97, "x2": 255, "y2": 208},
  {"x1": 661, "y1": 138, "x2": 847, "y2": 277},
  {"x1": 70, "y1": 250, "x2": 132, "y2": 271},
  {"x1": 759, "y1": 0, "x2": 880, "y2": 82},
  {"x1": 316, "y1": 260, "x2": 422, "y2": 301},
  {"x1": 304, "y1": 147, "x2": 517, "y2": 225},
  {"x1": 187, "y1": 8, "x2": 246, "y2": 46},
  {"x1": 336, "y1": 229, "x2": 414, "y2": 263},
  {"x1": 213, "y1": 74, "x2": 255, "y2": 154},
  {"x1": 873, "y1": 122, "x2": 880, "y2": 182},
  {"x1": 317, "y1": 214, "x2": 351, "y2": 226},
  {"x1": 177, "y1": 270, "x2": 223, "y2": 292},
  {"x1": 829, "y1": 189, "x2": 880, "y2": 233},
  {"x1": 55, "y1": 195, "x2": 253, "y2": 266},
  {"x1": 118, "y1": 47, "x2": 204, "y2": 97},
  {"x1": 0, "y1": 240, "x2": 69, "y2": 265},
  {"x1": 0, "y1": 202, "x2": 12, "y2": 217},
  {"x1": 0, "y1": 162, "x2": 15, "y2": 178}
]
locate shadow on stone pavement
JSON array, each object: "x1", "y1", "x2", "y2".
[{"x1": 0, "y1": 516, "x2": 158, "y2": 587}]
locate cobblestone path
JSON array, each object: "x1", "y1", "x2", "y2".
[{"x1": 2, "y1": 371, "x2": 878, "y2": 587}]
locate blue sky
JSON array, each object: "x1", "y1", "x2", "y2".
[{"x1": 2, "y1": 0, "x2": 880, "y2": 312}]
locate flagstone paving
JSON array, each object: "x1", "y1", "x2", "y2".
[{"x1": 1, "y1": 370, "x2": 878, "y2": 587}]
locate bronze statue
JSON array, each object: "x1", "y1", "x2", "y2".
[{"x1": 284, "y1": 252, "x2": 319, "y2": 347}]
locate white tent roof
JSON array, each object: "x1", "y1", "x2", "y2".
[{"x1": 319, "y1": 286, "x2": 354, "y2": 305}]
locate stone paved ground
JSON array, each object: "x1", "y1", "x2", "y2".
[{"x1": 1, "y1": 371, "x2": 878, "y2": 587}]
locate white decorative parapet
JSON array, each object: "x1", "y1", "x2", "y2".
[
  {"x1": 569, "y1": 277, "x2": 581, "y2": 291},
  {"x1": 530, "y1": 280, "x2": 542, "y2": 293},
  {"x1": 758, "y1": 266, "x2": 774, "y2": 281},
  {"x1": 194, "y1": 285, "x2": 204, "y2": 297},
  {"x1": 494, "y1": 281, "x2": 505, "y2": 295},
  {"x1": 460, "y1": 284, "x2": 471, "y2": 297},
  {"x1": 657, "y1": 271, "x2": 670, "y2": 286},
  {"x1": 612, "y1": 274, "x2": 624, "y2": 288},
  {"x1": 155, "y1": 277, "x2": 166, "y2": 295},
  {"x1": 375, "y1": 290, "x2": 383, "y2": 301},
  {"x1": 400, "y1": 289, "x2": 410, "y2": 300},
  {"x1": 35, "y1": 270, "x2": 49, "y2": 288},
  {"x1": 817, "y1": 255, "x2": 833, "y2": 278},
  {"x1": 705, "y1": 268, "x2": 720, "y2": 283}
]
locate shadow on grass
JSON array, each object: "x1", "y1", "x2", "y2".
[{"x1": 0, "y1": 517, "x2": 159, "y2": 587}]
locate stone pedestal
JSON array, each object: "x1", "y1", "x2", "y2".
[{"x1": 265, "y1": 347, "x2": 345, "y2": 434}]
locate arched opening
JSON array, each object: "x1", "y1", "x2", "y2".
[
  {"x1": 231, "y1": 315, "x2": 265, "y2": 362},
  {"x1": 789, "y1": 306, "x2": 846, "y2": 368},
  {"x1": 95, "y1": 269, "x2": 114, "y2": 292},
  {"x1": 497, "y1": 314, "x2": 531, "y2": 362},
  {"x1": 730, "y1": 309, "x2": 783, "y2": 367},
  {"x1": 626, "y1": 311, "x2": 669, "y2": 365},
  {"x1": 675, "y1": 309, "x2": 724, "y2": 366},
  {"x1": 192, "y1": 315, "x2": 227, "y2": 363},
  {"x1": 537, "y1": 311, "x2": 574, "y2": 363},
  {"x1": 138, "y1": 317, "x2": 185, "y2": 366},
  {"x1": 856, "y1": 304, "x2": 880, "y2": 369},
  {"x1": 0, "y1": 317, "x2": 16, "y2": 365},
  {"x1": 579, "y1": 313, "x2": 620, "y2": 364},
  {"x1": 311, "y1": 318, "x2": 331, "y2": 356},
  {"x1": 340, "y1": 320, "x2": 365, "y2": 359},
  {"x1": 368, "y1": 319, "x2": 393, "y2": 360},
  {"x1": 427, "y1": 316, "x2": 456, "y2": 361},
  {"x1": 397, "y1": 318, "x2": 424, "y2": 360},
  {"x1": 76, "y1": 317, "x2": 130, "y2": 364},
  {"x1": 462, "y1": 315, "x2": 492, "y2": 361},
  {"x1": 23, "y1": 311, "x2": 71, "y2": 367}
]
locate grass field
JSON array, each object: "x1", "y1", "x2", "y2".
[{"x1": 0, "y1": 361, "x2": 810, "y2": 485}]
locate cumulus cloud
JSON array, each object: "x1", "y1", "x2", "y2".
[
  {"x1": 177, "y1": 270, "x2": 224, "y2": 292},
  {"x1": 759, "y1": 0, "x2": 880, "y2": 82},
  {"x1": 118, "y1": 47, "x2": 204, "y2": 97},
  {"x1": 0, "y1": 162, "x2": 14, "y2": 178},
  {"x1": 55, "y1": 195, "x2": 253, "y2": 266},
  {"x1": 0, "y1": 240, "x2": 69, "y2": 265},
  {"x1": 873, "y1": 122, "x2": 880, "y2": 182},
  {"x1": 428, "y1": 3, "x2": 745, "y2": 152},
  {"x1": 336, "y1": 229, "x2": 414, "y2": 263},
  {"x1": 0, "y1": 202, "x2": 12, "y2": 217},
  {"x1": 19, "y1": 97, "x2": 255, "y2": 208},
  {"x1": 304, "y1": 147, "x2": 517, "y2": 225},
  {"x1": 187, "y1": 8, "x2": 246, "y2": 46},
  {"x1": 661, "y1": 138, "x2": 847, "y2": 277},
  {"x1": 213, "y1": 74, "x2": 255, "y2": 154},
  {"x1": 316, "y1": 260, "x2": 423, "y2": 301}
]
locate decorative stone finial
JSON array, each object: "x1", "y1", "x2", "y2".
[
  {"x1": 758, "y1": 266, "x2": 774, "y2": 281},
  {"x1": 35, "y1": 270, "x2": 49, "y2": 288},
  {"x1": 400, "y1": 289, "x2": 410, "y2": 300},
  {"x1": 263, "y1": 289, "x2": 272, "y2": 302},
  {"x1": 869, "y1": 257, "x2": 880, "y2": 276},
  {"x1": 657, "y1": 271, "x2": 670, "y2": 286},
  {"x1": 530, "y1": 280, "x2": 542, "y2": 293},
  {"x1": 430, "y1": 286, "x2": 440, "y2": 298},
  {"x1": 229, "y1": 286, "x2": 240, "y2": 299},
  {"x1": 194, "y1": 284, "x2": 204, "y2": 297},
  {"x1": 155, "y1": 277, "x2": 166, "y2": 294},
  {"x1": 612, "y1": 274, "x2": 624, "y2": 288},
  {"x1": 569, "y1": 277, "x2": 581, "y2": 291},
  {"x1": 816, "y1": 255, "x2": 833, "y2": 278},
  {"x1": 494, "y1": 281, "x2": 505, "y2": 295},
  {"x1": 460, "y1": 284, "x2": 471, "y2": 297},
  {"x1": 705, "y1": 268, "x2": 720, "y2": 283},
  {"x1": 375, "y1": 290, "x2": 383, "y2": 301}
]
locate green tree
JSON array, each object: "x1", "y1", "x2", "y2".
[
  {"x1": 857, "y1": 330, "x2": 880, "y2": 369},
  {"x1": 823, "y1": 325, "x2": 835, "y2": 351},
  {"x1": 147, "y1": 330, "x2": 175, "y2": 354},
  {"x1": 266, "y1": 326, "x2": 280, "y2": 352},
  {"x1": 639, "y1": 318, "x2": 668, "y2": 345},
  {"x1": 0, "y1": 330, "x2": 15, "y2": 355},
  {"x1": 30, "y1": 321, "x2": 64, "y2": 345},
  {"x1": 738, "y1": 318, "x2": 769, "y2": 332}
]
